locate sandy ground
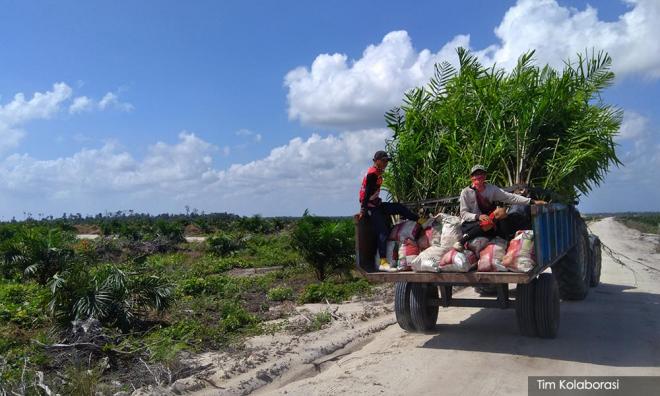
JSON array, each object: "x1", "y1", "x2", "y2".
[
  {"x1": 76, "y1": 234, "x2": 207, "y2": 243},
  {"x1": 137, "y1": 218, "x2": 660, "y2": 396}
]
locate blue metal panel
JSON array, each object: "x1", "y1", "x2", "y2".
[{"x1": 531, "y1": 203, "x2": 575, "y2": 268}]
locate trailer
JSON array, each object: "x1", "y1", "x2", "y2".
[{"x1": 355, "y1": 202, "x2": 602, "y2": 338}]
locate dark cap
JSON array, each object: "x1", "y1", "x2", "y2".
[
  {"x1": 373, "y1": 150, "x2": 391, "y2": 161},
  {"x1": 470, "y1": 164, "x2": 487, "y2": 175}
]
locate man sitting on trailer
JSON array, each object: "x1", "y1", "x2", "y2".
[
  {"x1": 358, "y1": 150, "x2": 422, "y2": 272},
  {"x1": 454, "y1": 164, "x2": 546, "y2": 251}
]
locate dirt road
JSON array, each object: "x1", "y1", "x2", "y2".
[
  {"x1": 155, "y1": 218, "x2": 659, "y2": 396},
  {"x1": 254, "y1": 218, "x2": 660, "y2": 395}
]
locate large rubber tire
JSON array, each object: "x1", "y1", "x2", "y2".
[
  {"x1": 534, "y1": 273, "x2": 560, "y2": 339},
  {"x1": 516, "y1": 281, "x2": 537, "y2": 337},
  {"x1": 394, "y1": 282, "x2": 415, "y2": 331},
  {"x1": 553, "y1": 219, "x2": 591, "y2": 300},
  {"x1": 409, "y1": 283, "x2": 439, "y2": 332},
  {"x1": 589, "y1": 237, "x2": 602, "y2": 287}
]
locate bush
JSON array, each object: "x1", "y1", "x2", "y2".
[
  {"x1": 267, "y1": 286, "x2": 294, "y2": 302},
  {"x1": 305, "y1": 311, "x2": 332, "y2": 332},
  {"x1": 206, "y1": 232, "x2": 244, "y2": 256},
  {"x1": 298, "y1": 279, "x2": 371, "y2": 304},
  {"x1": 0, "y1": 281, "x2": 49, "y2": 326},
  {"x1": 177, "y1": 275, "x2": 239, "y2": 298},
  {"x1": 291, "y1": 212, "x2": 354, "y2": 281},
  {"x1": 48, "y1": 262, "x2": 174, "y2": 330},
  {"x1": 0, "y1": 227, "x2": 76, "y2": 284}
]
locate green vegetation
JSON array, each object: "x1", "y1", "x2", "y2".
[
  {"x1": 298, "y1": 279, "x2": 372, "y2": 303},
  {"x1": 267, "y1": 286, "x2": 294, "y2": 301},
  {"x1": 617, "y1": 213, "x2": 660, "y2": 235},
  {"x1": 291, "y1": 211, "x2": 355, "y2": 280},
  {"x1": 0, "y1": 210, "x2": 365, "y2": 394},
  {"x1": 384, "y1": 49, "x2": 621, "y2": 203}
]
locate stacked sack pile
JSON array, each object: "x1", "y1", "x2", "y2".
[{"x1": 385, "y1": 215, "x2": 537, "y2": 273}]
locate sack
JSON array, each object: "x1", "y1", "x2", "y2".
[
  {"x1": 438, "y1": 249, "x2": 477, "y2": 272},
  {"x1": 389, "y1": 220, "x2": 420, "y2": 242},
  {"x1": 397, "y1": 238, "x2": 420, "y2": 271},
  {"x1": 416, "y1": 226, "x2": 434, "y2": 251},
  {"x1": 466, "y1": 236, "x2": 490, "y2": 258},
  {"x1": 477, "y1": 237, "x2": 508, "y2": 272},
  {"x1": 410, "y1": 245, "x2": 447, "y2": 272},
  {"x1": 435, "y1": 214, "x2": 462, "y2": 251},
  {"x1": 503, "y1": 230, "x2": 536, "y2": 272}
]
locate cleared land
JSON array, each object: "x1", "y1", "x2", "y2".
[{"x1": 161, "y1": 218, "x2": 660, "y2": 396}]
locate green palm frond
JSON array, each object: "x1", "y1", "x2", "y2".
[{"x1": 384, "y1": 48, "x2": 621, "y2": 203}]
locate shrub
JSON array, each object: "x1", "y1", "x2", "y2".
[
  {"x1": 1, "y1": 227, "x2": 76, "y2": 284},
  {"x1": 291, "y1": 212, "x2": 354, "y2": 281},
  {"x1": 305, "y1": 311, "x2": 332, "y2": 332},
  {"x1": 267, "y1": 286, "x2": 294, "y2": 302},
  {"x1": 48, "y1": 262, "x2": 173, "y2": 330},
  {"x1": 0, "y1": 281, "x2": 49, "y2": 326},
  {"x1": 206, "y1": 232, "x2": 244, "y2": 256},
  {"x1": 298, "y1": 279, "x2": 371, "y2": 304}
]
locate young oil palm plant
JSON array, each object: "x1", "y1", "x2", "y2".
[
  {"x1": 48, "y1": 260, "x2": 173, "y2": 330},
  {"x1": 384, "y1": 48, "x2": 621, "y2": 203},
  {"x1": 1, "y1": 227, "x2": 76, "y2": 284}
]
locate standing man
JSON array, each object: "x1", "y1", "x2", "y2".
[
  {"x1": 455, "y1": 164, "x2": 546, "y2": 250},
  {"x1": 359, "y1": 151, "x2": 421, "y2": 272}
]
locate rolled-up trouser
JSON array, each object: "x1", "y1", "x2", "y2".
[{"x1": 369, "y1": 202, "x2": 419, "y2": 258}]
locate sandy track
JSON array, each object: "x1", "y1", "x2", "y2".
[
  {"x1": 138, "y1": 218, "x2": 660, "y2": 396},
  {"x1": 258, "y1": 218, "x2": 660, "y2": 396}
]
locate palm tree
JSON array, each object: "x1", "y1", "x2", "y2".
[{"x1": 384, "y1": 48, "x2": 621, "y2": 204}]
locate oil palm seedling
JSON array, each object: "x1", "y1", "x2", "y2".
[{"x1": 384, "y1": 48, "x2": 621, "y2": 203}]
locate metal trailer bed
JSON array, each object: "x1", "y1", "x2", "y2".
[{"x1": 354, "y1": 203, "x2": 602, "y2": 338}]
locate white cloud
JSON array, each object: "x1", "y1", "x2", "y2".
[
  {"x1": 235, "y1": 128, "x2": 263, "y2": 144},
  {"x1": 69, "y1": 96, "x2": 93, "y2": 114},
  {"x1": 0, "y1": 129, "x2": 391, "y2": 217},
  {"x1": 581, "y1": 110, "x2": 660, "y2": 212},
  {"x1": 480, "y1": 0, "x2": 660, "y2": 77},
  {"x1": 286, "y1": 0, "x2": 660, "y2": 130},
  {"x1": 0, "y1": 82, "x2": 72, "y2": 151},
  {"x1": 285, "y1": 32, "x2": 468, "y2": 129},
  {"x1": 0, "y1": 132, "x2": 218, "y2": 207},
  {"x1": 98, "y1": 92, "x2": 134, "y2": 112},
  {"x1": 212, "y1": 128, "x2": 391, "y2": 214}
]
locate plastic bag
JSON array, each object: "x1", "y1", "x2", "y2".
[
  {"x1": 435, "y1": 214, "x2": 462, "y2": 251},
  {"x1": 503, "y1": 230, "x2": 536, "y2": 272},
  {"x1": 397, "y1": 238, "x2": 420, "y2": 271},
  {"x1": 410, "y1": 245, "x2": 447, "y2": 272},
  {"x1": 466, "y1": 236, "x2": 490, "y2": 258},
  {"x1": 389, "y1": 220, "x2": 420, "y2": 242},
  {"x1": 438, "y1": 249, "x2": 477, "y2": 272},
  {"x1": 416, "y1": 227, "x2": 434, "y2": 251},
  {"x1": 477, "y1": 237, "x2": 508, "y2": 272}
]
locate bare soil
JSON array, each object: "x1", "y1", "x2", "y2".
[{"x1": 132, "y1": 218, "x2": 660, "y2": 396}]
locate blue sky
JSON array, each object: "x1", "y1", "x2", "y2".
[{"x1": 0, "y1": 0, "x2": 659, "y2": 219}]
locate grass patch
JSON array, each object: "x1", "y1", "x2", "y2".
[
  {"x1": 267, "y1": 286, "x2": 294, "y2": 302},
  {"x1": 305, "y1": 311, "x2": 333, "y2": 332},
  {"x1": 298, "y1": 279, "x2": 372, "y2": 304}
]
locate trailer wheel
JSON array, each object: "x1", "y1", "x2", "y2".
[
  {"x1": 409, "y1": 283, "x2": 439, "y2": 332},
  {"x1": 515, "y1": 281, "x2": 537, "y2": 337},
  {"x1": 534, "y1": 273, "x2": 560, "y2": 338},
  {"x1": 589, "y1": 237, "x2": 602, "y2": 287},
  {"x1": 553, "y1": 219, "x2": 591, "y2": 300},
  {"x1": 394, "y1": 282, "x2": 415, "y2": 331}
]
